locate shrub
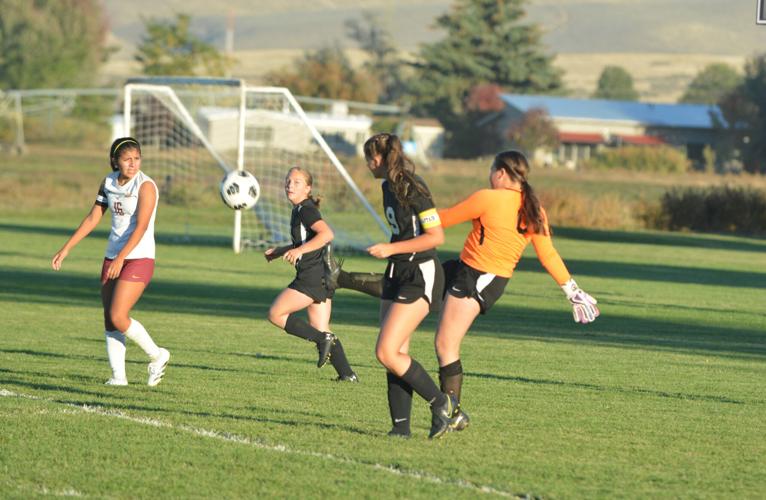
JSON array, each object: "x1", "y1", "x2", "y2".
[
  {"x1": 582, "y1": 145, "x2": 690, "y2": 174},
  {"x1": 651, "y1": 185, "x2": 766, "y2": 235}
]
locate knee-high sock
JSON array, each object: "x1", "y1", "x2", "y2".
[
  {"x1": 337, "y1": 270, "x2": 384, "y2": 298},
  {"x1": 439, "y1": 359, "x2": 464, "y2": 402},
  {"x1": 329, "y1": 339, "x2": 354, "y2": 377},
  {"x1": 387, "y1": 371, "x2": 413, "y2": 433},
  {"x1": 123, "y1": 318, "x2": 160, "y2": 359},
  {"x1": 105, "y1": 330, "x2": 126, "y2": 380},
  {"x1": 401, "y1": 359, "x2": 445, "y2": 407},
  {"x1": 284, "y1": 314, "x2": 324, "y2": 343}
]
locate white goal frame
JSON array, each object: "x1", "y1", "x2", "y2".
[{"x1": 123, "y1": 77, "x2": 388, "y2": 253}]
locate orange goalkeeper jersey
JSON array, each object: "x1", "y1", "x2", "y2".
[{"x1": 438, "y1": 188, "x2": 571, "y2": 283}]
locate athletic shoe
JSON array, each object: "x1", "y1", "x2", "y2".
[
  {"x1": 147, "y1": 348, "x2": 170, "y2": 387},
  {"x1": 428, "y1": 393, "x2": 457, "y2": 439},
  {"x1": 387, "y1": 428, "x2": 411, "y2": 439},
  {"x1": 316, "y1": 333, "x2": 336, "y2": 368},
  {"x1": 104, "y1": 377, "x2": 128, "y2": 386},
  {"x1": 451, "y1": 406, "x2": 470, "y2": 431},
  {"x1": 323, "y1": 245, "x2": 343, "y2": 292},
  {"x1": 335, "y1": 372, "x2": 359, "y2": 383}
]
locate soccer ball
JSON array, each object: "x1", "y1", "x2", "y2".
[{"x1": 220, "y1": 170, "x2": 260, "y2": 210}]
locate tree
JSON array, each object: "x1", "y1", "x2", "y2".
[
  {"x1": 593, "y1": 66, "x2": 639, "y2": 100},
  {"x1": 506, "y1": 107, "x2": 559, "y2": 155},
  {"x1": 345, "y1": 11, "x2": 406, "y2": 104},
  {"x1": 266, "y1": 44, "x2": 379, "y2": 102},
  {"x1": 679, "y1": 63, "x2": 741, "y2": 105},
  {"x1": 135, "y1": 14, "x2": 233, "y2": 77},
  {"x1": 408, "y1": 0, "x2": 564, "y2": 157},
  {"x1": 717, "y1": 54, "x2": 766, "y2": 174},
  {"x1": 0, "y1": 0, "x2": 109, "y2": 89}
]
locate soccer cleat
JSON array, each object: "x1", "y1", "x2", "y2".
[
  {"x1": 428, "y1": 393, "x2": 457, "y2": 439},
  {"x1": 451, "y1": 406, "x2": 470, "y2": 431},
  {"x1": 316, "y1": 333, "x2": 336, "y2": 368},
  {"x1": 147, "y1": 348, "x2": 170, "y2": 387},
  {"x1": 323, "y1": 245, "x2": 343, "y2": 292},
  {"x1": 335, "y1": 372, "x2": 359, "y2": 383},
  {"x1": 104, "y1": 377, "x2": 128, "y2": 386},
  {"x1": 387, "y1": 428, "x2": 411, "y2": 439}
]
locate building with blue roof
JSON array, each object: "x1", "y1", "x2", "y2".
[{"x1": 499, "y1": 93, "x2": 721, "y2": 168}]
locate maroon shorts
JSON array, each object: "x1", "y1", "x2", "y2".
[{"x1": 101, "y1": 258, "x2": 155, "y2": 285}]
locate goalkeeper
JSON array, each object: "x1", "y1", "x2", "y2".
[{"x1": 333, "y1": 150, "x2": 598, "y2": 431}]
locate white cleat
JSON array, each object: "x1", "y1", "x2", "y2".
[
  {"x1": 105, "y1": 378, "x2": 128, "y2": 386},
  {"x1": 147, "y1": 348, "x2": 170, "y2": 387}
]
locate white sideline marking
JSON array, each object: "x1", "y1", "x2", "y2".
[{"x1": 1, "y1": 388, "x2": 517, "y2": 498}]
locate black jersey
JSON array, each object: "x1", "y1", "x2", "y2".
[
  {"x1": 381, "y1": 175, "x2": 440, "y2": 263},
  {"x1": 290, "y1": 199, "x2": 326, "y2": 271}
]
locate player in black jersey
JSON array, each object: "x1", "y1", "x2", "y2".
[
  {"x1": 363, "y1": 133, "x2": 455, "y2": 439},
  {"x1": 265, "y1": 167, "x2": 357, "y2": 381}
]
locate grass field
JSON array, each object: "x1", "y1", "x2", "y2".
[{"x1": 1, "y1": 147, "x2": 765, "y2": 498}]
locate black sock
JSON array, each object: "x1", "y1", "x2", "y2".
[
  {"x1": 338, "y1": 271, "x2": 384, "y2": 298},
  {"x1": 439, "y1": 360, "x2": 464, "y2": 402},
  {"x1": 283, "y1": 314, "x2": 323, "y2": 343},
  {"x1": 329, "y1": 339, "x2": 354, "y2": 378},
  {"x1": 387, "y1": 371, "x2": 413, "y2": 433},
  {"x1": 401, "y1": 359, "x2": 445, "y2": 407}
]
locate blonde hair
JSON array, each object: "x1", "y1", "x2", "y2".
[{"x1": 287, "y1": 166, "x2": 321, "y2": 207}]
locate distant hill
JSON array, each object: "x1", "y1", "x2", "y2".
[{"x1": 101, "y1": 0, "x2": 765, "y2": 102}]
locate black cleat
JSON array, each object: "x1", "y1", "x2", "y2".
[
  {"x1": 387, "y1": 427, "x2": 411, "y2": 439},
  {"x1": 323, "y1": 245, "x2": 343, "y2": 292},
  {"x1": 428, "y1": 393, "x2": 457, "y2": 439},
  {"x1": 316, "y1": 333, "x2": 336, "y2": 368},
  {"x1": 451, "y1": 406, "x2": 470, "y2": 431},
  {"x1": 335, "y1": 372, "x2": 359, "y2": 382}
]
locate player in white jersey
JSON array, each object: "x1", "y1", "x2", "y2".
[{"x1": 51, "y1": 137, "x2": 170, "y2": 387}]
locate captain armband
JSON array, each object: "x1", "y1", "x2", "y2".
[{"x1": 418, "y1": 208, "x2": 441, "y2": 229}]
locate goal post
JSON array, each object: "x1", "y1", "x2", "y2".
[{"x1": 123, "y1": 77, "x2": 388, "y2": 253}]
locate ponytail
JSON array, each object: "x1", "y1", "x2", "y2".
[
  {"x1": 364, "y1": 133, "x2": 430, "y2": 206},
  {"x1": 519, "y1": 180, "x2": 547, "y2": 236},
  {"x1": 492, "y1": 150, "x2": 547, "y2": 235}
]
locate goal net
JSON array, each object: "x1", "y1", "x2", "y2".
[{"x1": 123, "y1": 77, "x2": 388, "y2": 252}]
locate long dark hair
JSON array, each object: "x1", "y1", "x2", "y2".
[
  {"x1": 363, "y1": 133, "x2": 430, "y2": 207},
  {"x1": 492, "y1": 150, "x2": 547, "y2": 235},
  {"x1": 287, "y1": 166, "x2": 321, "y2": 208},
  {"x1": 109, "y1": 137, "x2": 141, "y2": 172}
]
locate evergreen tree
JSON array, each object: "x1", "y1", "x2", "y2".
[
  {"x1": 409, "y1": 0, "x2": 564, "y2": 157},
  {"x1": 135, "y1": 14, "x2": 234, "y2": 77},
  {"x1": 0, "y1": 0, "x2": 109, "y2": 89},
  {"x1": 680, "y1": 63, "x2": 741, "y2": 105},
  {"x1": 593, "y1": 66, "x2": 639, "y2": 101}
]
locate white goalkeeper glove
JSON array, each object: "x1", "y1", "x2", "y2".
[{"x1": 561, "y1": 279, "x2": 599, "y2": 324}]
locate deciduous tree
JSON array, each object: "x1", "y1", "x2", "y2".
[
  {"x1": 593, "y1": 66, "x2": 639, "y2": 101},
  {"x1": 0, "y1": 0, "x2": 109, "y2": 89}
]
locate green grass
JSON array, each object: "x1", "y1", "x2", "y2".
[
  {"x1": 1, "y1": 209, "x2": 765, "y2": 498},
  {"x1": 1, "y1": 146, "x2": 765, "y2": 497}
]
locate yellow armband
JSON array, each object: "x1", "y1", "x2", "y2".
[{"x1": 418, "y1": 208, "x2": 441, "y2": 229}]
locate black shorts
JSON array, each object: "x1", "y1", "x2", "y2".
[
  {"x1": 288, "y1": 264, "x2": 334, "y2": 304},
  {"x1": 381, "y1": 257, "x2": 444, "y2": 312},
  {"x1": 446, "y1": 261, "x2": 509, "y2": 314}
]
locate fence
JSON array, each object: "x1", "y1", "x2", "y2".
[{"x1": 0, "y1": 87, "x2": 401, "y2": 155}]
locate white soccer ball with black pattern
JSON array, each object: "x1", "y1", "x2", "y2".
[{"x1": 220, "y1": 170, "x2": 260, "y2": 210}]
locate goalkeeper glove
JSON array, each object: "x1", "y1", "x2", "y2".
[{"x1": 561, "y1": 279, "x2": 599, "y2": 324}]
